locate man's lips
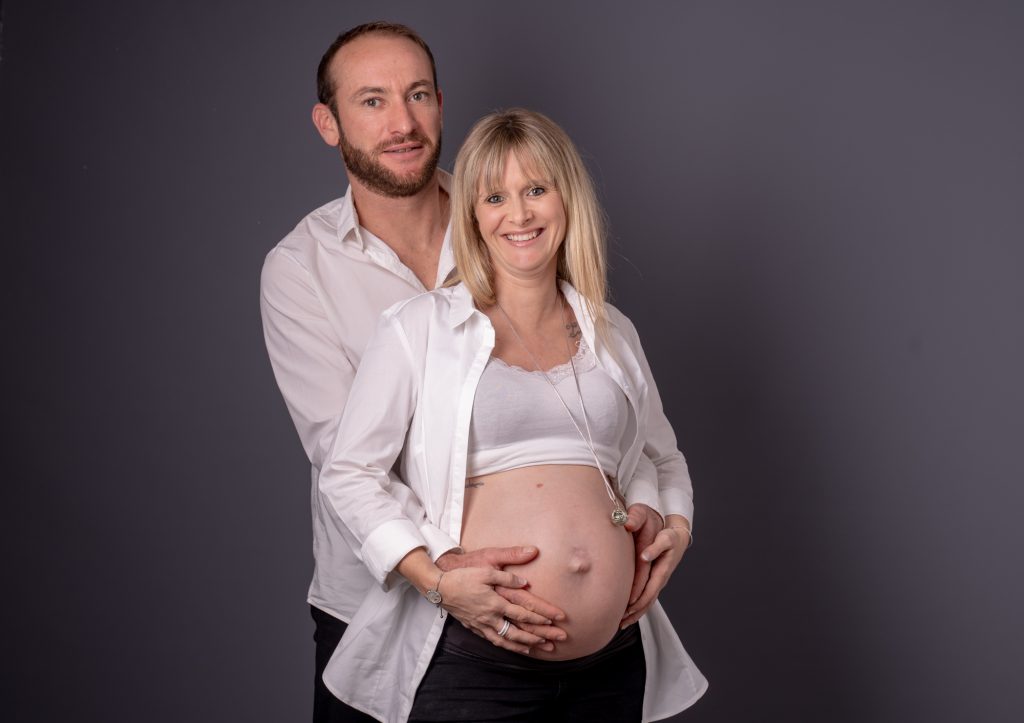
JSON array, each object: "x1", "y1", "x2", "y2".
[{"x1": 382, "y1": 142, "x2": 424, "y2": 154}]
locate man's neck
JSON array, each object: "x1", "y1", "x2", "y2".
[{"x1": 349, "y1": 173, "x2": 448, "y2": 257}]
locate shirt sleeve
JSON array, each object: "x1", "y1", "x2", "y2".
[
  {"x1": 622, "y1": 454, "x2": 664, "y2": 516},
  {"x1": 317, "y1": 310, "x2": 439, "y2": 586},
  {"x1": 260, "y1": 248, "x2": 458, "y2": 569},
  {"x1": 621, "y1": 315, "x2": 696, "y2": 527}
]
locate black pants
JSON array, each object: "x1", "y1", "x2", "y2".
[
  {"x1": 409, "y1": 618, "x2": 647, "y2": 722},
  {"x1": 311, "y1": 605, "x2": 376, "y2": 723}
]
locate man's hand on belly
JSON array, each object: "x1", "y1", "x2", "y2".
[{"x1": 437, "y1": 546, "x2": 569, "y2": 651}]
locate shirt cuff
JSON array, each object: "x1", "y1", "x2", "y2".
[
  {"x1": 420, "y1": 523, "x2": 461, "y2": 561},
  {"x1": 659, "y1": 488, "x2": 695, "y2": 528},
  {"x1": 360, "y1": 518, "x2": 425, "y2": 586},
  {"x1": 623, "y1": 477, "x2": 662, "y2": 515}
]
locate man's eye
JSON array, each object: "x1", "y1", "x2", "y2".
[
  {"x1": 364, "y1": 98, "x2": 380, "y2": 108},
  {"x1": 410, "y1": 91, "x2": 427, "y2": 101}
]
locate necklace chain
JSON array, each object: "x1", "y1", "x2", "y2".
[{"x1": 494, "y1": 297, "x2": 628, "y2": 526}]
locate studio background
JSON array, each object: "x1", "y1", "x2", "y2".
[{"x1": 3, "y1": 1, "x2": 1021, "y2": 721}]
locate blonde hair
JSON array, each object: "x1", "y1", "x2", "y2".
[{"x1": 448, "y1": 108, "x2": 609, "y2": 336}]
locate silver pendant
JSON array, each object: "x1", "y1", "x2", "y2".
[{"x1": 611, "y1": 508, "x2": 628, "y2": 526}]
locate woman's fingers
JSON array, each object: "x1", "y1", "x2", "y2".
[
  {"x1": 475, "y1": 622, "x2": 533, "y2": 655},
  {"x1": 622, "y1": 528, "x2": 688, "y2": 626}
]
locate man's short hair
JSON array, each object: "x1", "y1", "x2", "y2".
[{"x1": 316, "y1": 21, "x2": 439, "y2": 115}]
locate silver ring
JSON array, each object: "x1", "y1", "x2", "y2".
[{"x1": 497, "y1": 619, "x2": 511, "y2": 638}]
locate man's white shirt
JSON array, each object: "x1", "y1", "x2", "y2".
[{"x1": 261, "y1": 173, "x2": 458, "y2": 621}]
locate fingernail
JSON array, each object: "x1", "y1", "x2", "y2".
[
  {"x1": 543, "y1": 619, "x2": 552, "y2": 625},
  {"x1": 515, "y1": 576, "x2": 527, "y2": 586},
  {"x1": 641, "y1": 553, "x2": 652, "y2": 562},
  {"x1": 521, "y1": 546, "x2": 537, "y2": 554}
]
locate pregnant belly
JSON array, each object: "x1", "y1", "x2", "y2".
[{"x1": 460, "y1": 464, "x2": 635, "y2": 661}]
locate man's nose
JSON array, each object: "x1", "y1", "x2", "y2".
[{"x1": 387, "y1": 101, "x2": 416, "y2": 137}]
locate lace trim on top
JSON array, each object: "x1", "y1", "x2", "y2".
[{"x1": 489, "y1": 335, "x2": 595, "y2": 384}]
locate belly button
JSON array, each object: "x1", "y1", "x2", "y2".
[{"x1": 568, "y1": 547, "x2": 591, "y2": 574}]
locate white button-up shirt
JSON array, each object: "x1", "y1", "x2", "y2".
[
  {"x1": 260, "y1": 175, "x2": 459, "y2": 621},
  {"x1": 319, "y1": 281, "x2": 704, "y2": 723},
  {"x1": 261, "y1": 172, "x2": 688, "y2": 622}
]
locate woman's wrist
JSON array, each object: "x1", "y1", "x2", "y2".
[
  {"x1": 665, "y1": 514, "x2": 693, "y2": 548},
  {"x1": 395, "y1": 547, "x2": 444, "y2": 596}
]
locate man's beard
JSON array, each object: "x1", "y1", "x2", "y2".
[{"x1": 338, "y1": 129, "x2": 442, "y2": 198}]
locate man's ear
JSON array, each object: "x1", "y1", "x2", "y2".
[{"x1": 312, "y1": 103, "x2": 341, "y2": 147}]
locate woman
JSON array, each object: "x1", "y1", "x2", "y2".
[{"x1": 318, "y1": 109, "x2": 706, "y2": 721}]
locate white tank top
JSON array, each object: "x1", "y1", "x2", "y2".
[{"x1": 467, "y1": 337, "x2": 629, "y2": 478}]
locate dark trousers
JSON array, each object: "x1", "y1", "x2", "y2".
[
  {"x1": 409, "y1": 618, "x2": 647, "y2": 722},
  {"x1": 311, "y1": 605, "x2": 376, "y2": 723}
]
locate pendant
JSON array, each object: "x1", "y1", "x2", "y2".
[{"x1": 611, "y1": 508, "x2": 628, "y2": 526}]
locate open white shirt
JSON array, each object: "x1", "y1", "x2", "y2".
[
  {"x1": 261, "y1": 174, "x2": 687, "y2": 622},
  {"x1": 319, "y1": 282, "x2": 704, "y2": 723}
]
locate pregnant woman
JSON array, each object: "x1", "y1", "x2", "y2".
[{"x1": 318, "y1": 109, "x2": 707, "y2": 722}]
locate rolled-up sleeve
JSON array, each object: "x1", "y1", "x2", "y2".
[
  {"x1": 318, "y1": 311, "x2": 437, "y2": 586},
  {"x1": 261, "y1": 250, "x2": 457, "y2": 580}
]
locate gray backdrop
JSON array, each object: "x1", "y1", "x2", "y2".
[{"x1": 3, "y1": 1, "x2": 1022, "y2": 721}]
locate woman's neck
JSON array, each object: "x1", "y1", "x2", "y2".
[{"x1": 491, "y1": 272, "x2": 562, "y2": 329}]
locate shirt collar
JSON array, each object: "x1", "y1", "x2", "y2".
[
  {"x1": 336, "y1": 170, "x2": 453, "y2": 251},
  {"x1": 445, "y1": 278, "x2": 607, "y2": 331}
]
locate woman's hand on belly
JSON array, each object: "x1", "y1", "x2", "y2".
[
  {"x1": 396, "y1": 547, "x2": 563, "y2": 655},
  {"x1": 461, "y1": 465, "x2": 636, "y2": 660},
  {"x1": 620, "y1": 513, "x2": 692, "y2": 628},
  {"x1": 437, "y1": 546, "x2": 569, "y2": 649},
  {"x1": 438, "y1": 566, "x2": 563, "y2": 654}
]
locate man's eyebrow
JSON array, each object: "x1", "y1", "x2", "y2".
[
  {"x1": 349, "y1": 80, "x2": 434, "y2": 101},
  {"x1": 351, "y1": 86, "x2": 387, "y2": 99}
]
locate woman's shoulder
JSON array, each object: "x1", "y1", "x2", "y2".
[{"x1": 603, "y1": 301, "x2": 642, "y2": 345}]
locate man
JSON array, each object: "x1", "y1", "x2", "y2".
[{"x1": 261, "y1": 22, "x2": 688, "y2": 721}]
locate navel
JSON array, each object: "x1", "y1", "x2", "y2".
[{"x1": 567, "y1": 547, "x2": 592, "y2": 574}]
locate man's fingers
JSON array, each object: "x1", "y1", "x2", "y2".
[
  {"x1": 476, "y1": 545, "x2": 539, "y2": 568},
  {"x1": 439, "y1": 545, "x2": 539, "y2": 571},
  {"x1": 518, "y1": 621, "x2": 568, "y2": 642},
  {"x1": 495, "y1": 586, "x2": 567, "y2": 622}
]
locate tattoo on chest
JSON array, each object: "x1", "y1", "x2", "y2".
[
  {"x1": 465, "y1": 481, "x2": 485, "y2": 489},
  {"x1": 566, "y1": 321, "x2": 581, "y2": 340}
]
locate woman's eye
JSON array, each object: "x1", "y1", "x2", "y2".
[
  {"x1": 485, "y1": 194, "x2": 504, "y2": 204},
  {"x1": 527, "y1": 186, "x2": 546, "y2": 196}
]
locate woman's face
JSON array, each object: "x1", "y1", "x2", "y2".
[{"x1": 474, "y1": 152, "x2": 566, "y2": 287}]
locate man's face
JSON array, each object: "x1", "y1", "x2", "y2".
[{"x1": 326, "y1": 34, "x2": 443, "y2": 198}]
